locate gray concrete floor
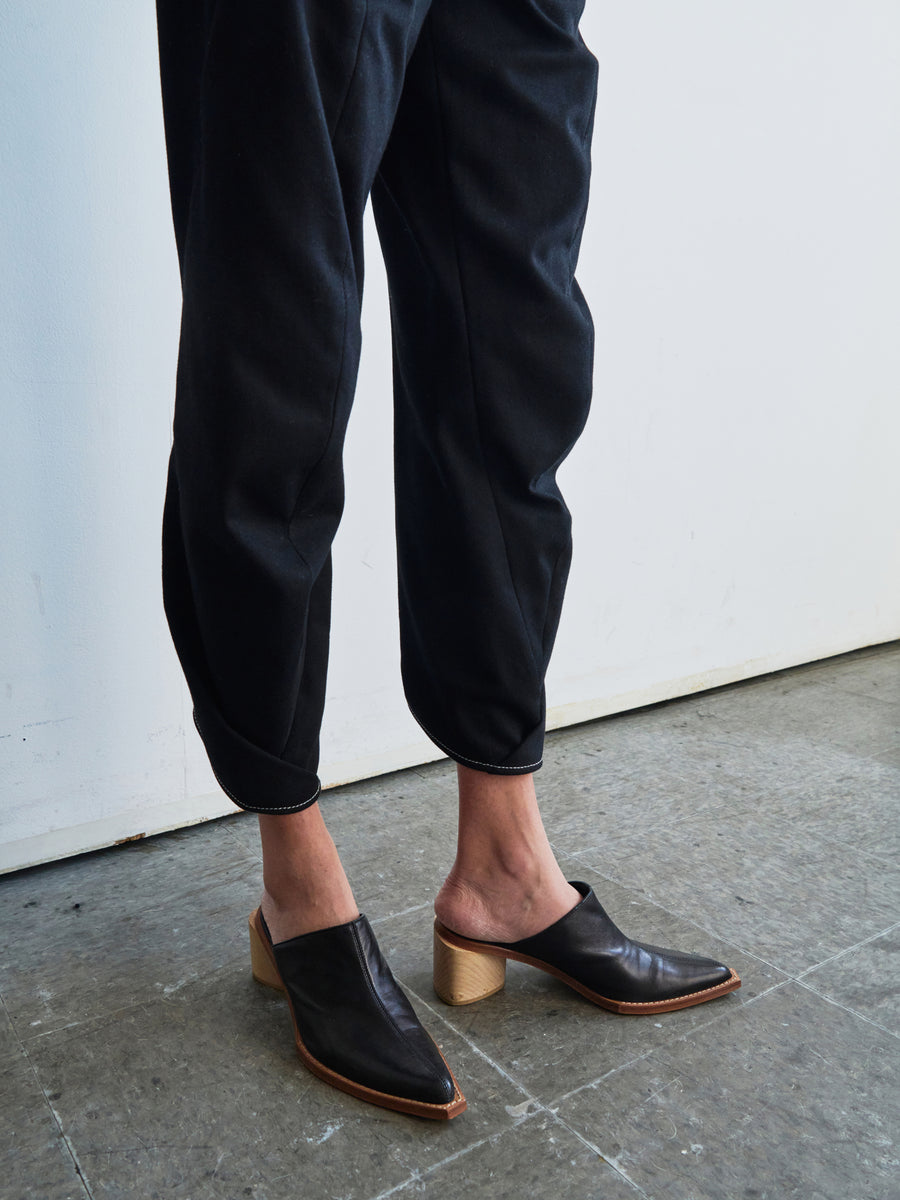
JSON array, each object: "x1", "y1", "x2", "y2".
[{"x1": 2, "y1": 644, "x2": 898, "y2": 1200}]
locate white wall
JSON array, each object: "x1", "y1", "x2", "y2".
[{"x1": 2, "y1": 2, "x2": 898, "y2": 872}]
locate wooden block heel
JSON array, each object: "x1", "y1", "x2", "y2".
[
  {"x1": 433, "y1": 924, "x2": 507, "y2": 1005},
  {"x1": 248, "y1": 911, "x2": 285, "y2": 992}
]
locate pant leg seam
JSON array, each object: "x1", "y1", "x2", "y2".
[
  {"x1": 422, "y1": 16, "x2": 542, "y2": 692},
  {"x1": 329, "y1": 0, "x2": 370, "y2": 145},
  {"x1": 282, "y1": 5, "x2": 371, "y2": 760}
]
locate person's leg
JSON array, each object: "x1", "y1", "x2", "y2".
[
  {"x1": 372, "y1": 0, "x2": 597, "y2": 938},
  {"x1": 155, "y1": 0, "x2": 431, "y2": 823},
  {"x1": 372, "y1": 0, "x2": 597, "y2": 780},
  {"x1": 374, "y1": 0, "x2": 739, "y2": 1012},
  {"x1": 372, "y1": 0, "x2": 596, "y2": 892},
  {"x1": 435, "y1": 766, "x2": 580, "y2": 942},
  {"x1": 257, "y1": 807, "x2": 358, "y2": 942},
  {"x1": 373, "y1": 0, "x2": 596, "y2": 938},
  {"x1": 155, "y1": 0, "x2": 466, "y2": 1117},
  {"x1": 155, "y1": 0, "x2": 432, "y2": 926}
]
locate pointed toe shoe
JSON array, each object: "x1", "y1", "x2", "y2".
[
  {"x1": 433, "y1": 881, "x2": 740, "y2": 1014},
  {"x1": 250, "y1": 907, "x2": 466, "y2": 1119}
]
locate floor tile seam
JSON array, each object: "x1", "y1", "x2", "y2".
[
  {"x1": 551, "y1": 754, "x2": 745, "y2": 791},
  {"x1": 552, "y1": 851, "x2": 728, "y2": 943},
  {"x1": 546, "y1": 1045, "x2": 663, "y2": 1107},
  {"x1": 556, "y1": 818, "x2": 770, "y2": 866},
  {"x1": 402, "y1": 981, "x2": 539, "y2": 1104},
  {"x1": 0, "y1": 988, "x2": 28, "y2": 1061},
  {"x1": 555, "y1": 848, "x2": 792, "y2": 963},
  {"x1": 744, "y1": 756, "x2": 900, "y2": 794},
  {"x1": 792, "y1": 978, "x2": 900, "y2": 1042},
  {"x1": 638, "y1": 975, "x2": 795, "y2": 1042},
  {"x1": 12, "y1": 907, "x2": 390, "y2": 1041},
  {"x1": 19, "y1": 1001, "x2": 157, "y2": 1047},
  {"x1": 663, "y1": 742, "x2": 878, "y2": 780},
  {"x1": 9, "y1": 917, "x2": 460, "y2": 1047},
  {"x1": 838, "y1": 840, "x2": 900, "y2": 870},
  {"x1": 120, "y1": 858, "x2": 266, "y2": 913},
  {"x1": 564, "y1": 810, "x2": 900, "y2": 889},
  {"x1": 543, "y1": 1113, "x2": 652, "y2": 1199},
  {"x1": 546, "y1": 802, "x2": 736, "y2": 856},
  {"x1": 0, "y1": 965, "x2": 137, "y2": 1047},
  {"x1": 551, "y1": 745, "x2": 887, "y2": 787},
  {"x1": 795, "y1": 919, "x2": 900, "y2": 979},
  {"x1": 595, "y1": 800, "x2": 878, "y2": 853},
  {"x1": 830, "y1": 683, "x2": 900, "y2": 707},
  {"x1": 129, "y1": 820, "x2": 263, "y2": 864},
  {"x1": 562, "y1": 739, "x2": 775, "y2": 778},
  {"x1": 399, "y1": 931, "x2": 790, "y2": 1118},
  {"x1": 791, "y1": 828, "x2": 899, "y2": 876},
  {"x1": 361, "y1": 1114, "x2": 546, "y2": 1200},
  {"x1": 15, "y1": 960, "x2": 244, "y2": 1047},
  {"x1": 752, "y1": 799, "x2": 900, "y2": 837},
  {"x1": 409, "y1": 764, "x2": 456, "y2": 782},
  {"x1": 540, "y1": 776, "x2": 727, "y2": 804},
  {"x1": 546, "y1": 978, "x2": 795, "y2": 1110},
  {"x1": 219, "y1": 821, "x2": 263, "y2": 862},
  {"x1": 20, "y1": 1046, "x2": 96, "y2": 1199},
  {"x1": 369, "y1": 901, "x2": 433, "y2": 928},
  {"x1": 554, "y1": 787, "x2": 744, "y2": 816},
  {"x1": 0, "y1": 854, "x2": 261, "y2": 922}
]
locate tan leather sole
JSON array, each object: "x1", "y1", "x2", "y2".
[
  {"x1": 249, "y1": 909, "x2": 467, "y2": 1120},
  {"x1": 434, "y1": 920, "x2": 741, "y2": 1014}
]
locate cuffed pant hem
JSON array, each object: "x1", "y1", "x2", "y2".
[
  {"x1": 192, "y1": 709, "x2": 321, "y2": 816},
  {"x1": 408, "y1": 708, "x2": 543, "y2": 775}
]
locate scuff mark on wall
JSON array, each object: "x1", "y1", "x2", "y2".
[{"x1": 31, "y1": 572, "x2": 45, "y2": 616}]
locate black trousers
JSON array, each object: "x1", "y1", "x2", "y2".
[{"x1": 156, "y1": 0, "x2": 598, "y2": 815}]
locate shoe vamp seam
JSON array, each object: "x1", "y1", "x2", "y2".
[{"x1": 351, "y1": 925, "x2": 447, "y2": 1082}]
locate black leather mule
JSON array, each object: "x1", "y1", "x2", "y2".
[
  {"x1": 433, "y1": 881, "x2": 740, "y2": 1014},
  {"x1": 250, "y1": 907, "x2": 466, "y2": 1118}
]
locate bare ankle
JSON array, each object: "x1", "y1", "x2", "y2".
[
  {"x1": 435, "y1": 864, "x2": 579, "y2": 943},
  {"x1": 438, "y1": 765, "x2": 580, "y2": 940},
  {"x1": 259, "y1": 885, "x2": 358, "y2": 943},
  {"x1": 256, "y1": 804, "x2": 358, "y2": 942}
]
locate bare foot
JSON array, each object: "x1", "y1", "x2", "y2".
[
  {"x1": 257, "y1": 804, "x2": 359, "y2": 943},
  {"x1": 434, "y1": 869, "x2": 581, "y2": 944},
  {"x1": 259, "y1": 886, "x2": 359, "y2": 944},
  {"x1": 436, "y1": 764, "x2": 582, "y2": 942}
]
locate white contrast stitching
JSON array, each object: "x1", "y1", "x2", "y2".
[
  {"x1": 193, "y1": 711, "x2": 321, "y2": 813},
  {"x1": 409, "y1": 708, "x2": 543, "y2": 772}
]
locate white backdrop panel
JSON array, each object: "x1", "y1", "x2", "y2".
[{"x1": 1, "y1": 2, "x2": 898, "y2": 871}]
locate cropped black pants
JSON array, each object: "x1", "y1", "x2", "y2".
[{"x1": 156, "y1": 0, "x2": 598, "y2": 815}]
